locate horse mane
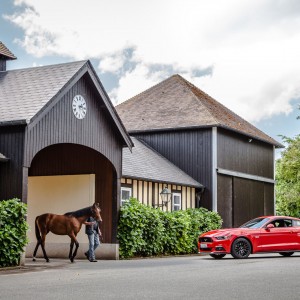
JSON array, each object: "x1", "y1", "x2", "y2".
[{"x1": 64, "y1": 206, "x2": 92, "y2": 218}]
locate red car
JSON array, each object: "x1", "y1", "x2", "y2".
[{"x1": 198, "y1": 216, "x2": 300, "y2": 259}]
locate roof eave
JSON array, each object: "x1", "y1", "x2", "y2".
[
  {"x1": 0, "y1": 119, "x2": 28, "y2": 127},
  {"x1": 128, "y1": 124, "x2": 284, "y2": 148},
  {"x1": 122, "y1": 175, "x2": 204, "y2": 189},
  {"x1": 86, "y1": 61, "x2": 133, "y2": 150}
]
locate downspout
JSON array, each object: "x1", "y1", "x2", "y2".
[{"x1": 212, "y1": 127, "x2": 218, "y2": 212}]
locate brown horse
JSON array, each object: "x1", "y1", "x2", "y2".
[{"x1": 32, "y1": 203, "x2": 102, "y2": 263}]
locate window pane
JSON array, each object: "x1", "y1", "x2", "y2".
[
  {"x1": 174, "y1": 196, "x2": 180, "y2": 204},
  {"x1": 122, "y1": 190, "x2": 130, "y2": 200}
]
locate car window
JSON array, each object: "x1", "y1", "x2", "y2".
[
  {"x1": 293, "y1": 220, "x2": 300, "y2": 227},
  {"x1": 240, "y1": 218, "x2": 270, "y2": 228},
  {"x1": 284, "y1": 219, "x2": 293, "y2": 227},
  {"x1": 269, "y1": 219, "x2": 293, "y2": 228}
]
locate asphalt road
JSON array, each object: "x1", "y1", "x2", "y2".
[{"x1": 1, "y1": 253, "x2": 299, "y2": 300}]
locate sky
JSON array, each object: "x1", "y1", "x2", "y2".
[{"x1": 1, "y1": 0, "x2": 300, "y2": 158}]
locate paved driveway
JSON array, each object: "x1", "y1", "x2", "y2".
[{"x1": 1, "y1": 254, "x2": 299, "y2": 300}]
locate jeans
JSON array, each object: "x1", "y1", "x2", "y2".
[{"x1": 87, "y1": 231, "x2": 100, "y2": 260}]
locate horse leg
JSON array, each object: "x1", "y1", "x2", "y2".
[
  {"x1": 32, "y1": 240, "x2": 40, "y2": 261},
  {"x1": 69, "y1": 240, "x2": 74, "y2": 261},
  {"x1": 40, "y1": 234, "x2": 50, "y2": 263},
  {"x1": 69, "y1": 234, "x2": 79, "y2": 263},
  {"x1": 71, "y1": 240, "x2": 79, "y2": 263}
]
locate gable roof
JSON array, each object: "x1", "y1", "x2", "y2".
[
  {"x1": 0, "y1": 42, "x2": 17, "y2": 60},
  {"x1": 123, "y1": 137, "x2": 203, "y2": 188},
  {"x1": 0, "y1": 60, "x2": 133, "y2": 149},
  {"x1": 0, "y1": 61, "x2": 86, "y2": 124},
  {"x1": 116, "y1": 74, "x2": 283, "y2": 148}
]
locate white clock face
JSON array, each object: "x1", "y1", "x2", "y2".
[{"x1": 72, "y1": 95, "x2": 87, "y2": 119}]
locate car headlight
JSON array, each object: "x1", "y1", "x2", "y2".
[{"x1": 215, "y1": 235, "x2": 231, "y2": 240}]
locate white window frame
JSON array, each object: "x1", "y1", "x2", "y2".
[
  {"x1": 172, "y1": 192, "x2": 181, "y2": 211},
  {"x1": 121, "y1": 186, "x2": 132, "y2": 206}
]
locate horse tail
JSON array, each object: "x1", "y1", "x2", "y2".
[{"x1": 35, "y1": 216, "x2": 41, "y2": 241}]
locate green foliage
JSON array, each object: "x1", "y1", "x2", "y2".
[
  {"x1": 0, "y1": 199, "x2": 29, "y2": 267},
  {"x1": 276, "y1": 135, "x2": 300, "y2": 218},
  {"x1": 117, "y1": 198, "x2": 222, "y2": 259}
]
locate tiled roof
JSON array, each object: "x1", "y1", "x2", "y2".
[
  {"x1": 0, "y1": 42, "x2": 17, "y2": 59},
  {"x1": 116, "y1": 75, "x2": 283, "y2": 148},
  {"x1": 123, "y1": 137, "x2": 203, "y2": 188},
  {"x1": 0, "y1": 61, "x2": 87, "y2": 124}
]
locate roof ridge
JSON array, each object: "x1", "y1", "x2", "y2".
[
  {"x1": 116, "y1": 74, "x2": 180, "y2": 107},
  {"x1": 175, "y1": 75, "x2": 220, "y2": 126},
  {"x1": 3, "y1": 60, "x2": 88, "y2": 73}
]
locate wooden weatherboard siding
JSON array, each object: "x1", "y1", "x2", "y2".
[
  {"x1": 133, "y1": 128, "x2": 212, "y2": 210},
  {"x1": 24, "y1": 74, "x2": 123, "y2": 173},
  {"x1": 0, "y1": 125, "x2": 26, "y2": 200},
  {"x1": 217, "y1": 128, "x2": 274, "y2": 178},
  {"x1": 216, "y1": 128, "x2": 275, "y2": 227}
]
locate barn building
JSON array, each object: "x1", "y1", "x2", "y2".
[
  {"x1": 116, "y1": 75, "x2": 283, "y2": 228},
  {"x1": 0, "y1": 42, "x2": 133, "y2": 259}
]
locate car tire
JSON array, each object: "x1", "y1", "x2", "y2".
[
  {"x1": 231, "y1": 238, "x2": 251, "y2": 259},
  {"x1": 209, "y1": 254, "x2": 226, "y2": 259},
  {"x1": 279, "y1": 252, "x2": 294, "y2": 257}
]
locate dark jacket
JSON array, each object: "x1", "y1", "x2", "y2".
[{"x1": 85, "y1": 216, "x2": 100, "y2": 235}]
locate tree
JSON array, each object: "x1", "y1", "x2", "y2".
[{"x1": 275, "y1": 135, "x2": 300, "y2": 218}]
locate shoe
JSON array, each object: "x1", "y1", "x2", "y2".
[
  {"x1": 89, "y1": 259, "x2": 97, "y2": 262},
  {"x1": 84, "y1": 252, "x2": 89, "y2": 260}
]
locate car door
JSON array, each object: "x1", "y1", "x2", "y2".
[
  {"x1": 256, "y1": 219, "x2": 296, "y2": 252},
  {"x1": 292, "y1": 219, "x2": 300, "y2": 250}
]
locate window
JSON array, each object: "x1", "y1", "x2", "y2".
[
  {"x1": 172, "y1": 192, "x2": 181, "y2": 211},
  {"x1": 270, "y1": 218, "x2": 293, "y2": 228},
  {"x1": 121, "y1": 187, "x2": 132, "y2": 206},
  {"x1": 293, "y1": 220, "x2": 300, "y2": 227}
]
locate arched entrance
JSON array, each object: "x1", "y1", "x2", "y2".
[{"x1": 26, "y1": 143, "x2": 118, "y2": 259}]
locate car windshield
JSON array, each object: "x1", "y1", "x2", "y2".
[{"x1": 239, "y1": 217, "x2": 270, "y2": 229}]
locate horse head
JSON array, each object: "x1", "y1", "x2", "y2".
[{"x1": 92, "y1": 202, "x2": 102, "y2": 222}]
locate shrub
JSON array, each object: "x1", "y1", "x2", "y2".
[
  {"x1": 118, "y1": 198, "x2": 222, "y2": 259},
  {"x1": 0, "y1": 199, "x2": 29, "y2": 267}
]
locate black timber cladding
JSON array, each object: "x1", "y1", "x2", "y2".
[
  {"x1": 217, "y1": 128, "x2": 274, "y2": 178},
  {"x1": 0, "y1": 125, "x2": 25, "y2": 200},
  {"x1": 216, "y1": 128, "x2": 275, "y2": 227},
  {"x1": 132, "y1": 128, "x2": 212, "y2": 209},
  {"x1": 24, "y1": 73, "x2": 123, "y2": 174}
]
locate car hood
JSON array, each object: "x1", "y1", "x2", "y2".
[{"x1": 201, "y1": 228, "x2": 243, "y2": 237}]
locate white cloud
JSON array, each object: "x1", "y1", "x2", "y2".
[
  {"x1": 109, "y1": 63, "x2": 169, "y2": 104},
  {"x1": 5, "y1": 0, "x2": 300, "y2": 122}
]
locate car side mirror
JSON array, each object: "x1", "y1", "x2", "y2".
[{"x1": 265, "y1": 224, "x2": 275, "y2": 231}]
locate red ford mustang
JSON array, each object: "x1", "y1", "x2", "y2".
[{"x1": 198, "y1": 216, "x2": 300, "y2": 259}]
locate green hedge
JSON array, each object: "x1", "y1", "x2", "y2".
[
  {"x1": 0, "y1": 199, "x2": 29, "y2": 267},
  {"x1": 117, "y1": 198, "x2": 222, "y2": 259}
]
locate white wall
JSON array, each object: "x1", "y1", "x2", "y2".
[{"x1": 27, "y1": 174, "x2": 95, "y2": 244}]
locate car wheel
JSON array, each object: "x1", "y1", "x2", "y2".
[
  {"x1": 231, "y1": 238, "x2": 251, "y2": 259},
  {"x1": 209, "y1": 254, "x2": 226, "y2": 259},
  {"x1": 279, "y1": 252, "x2": 294, "y2": 257}
]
